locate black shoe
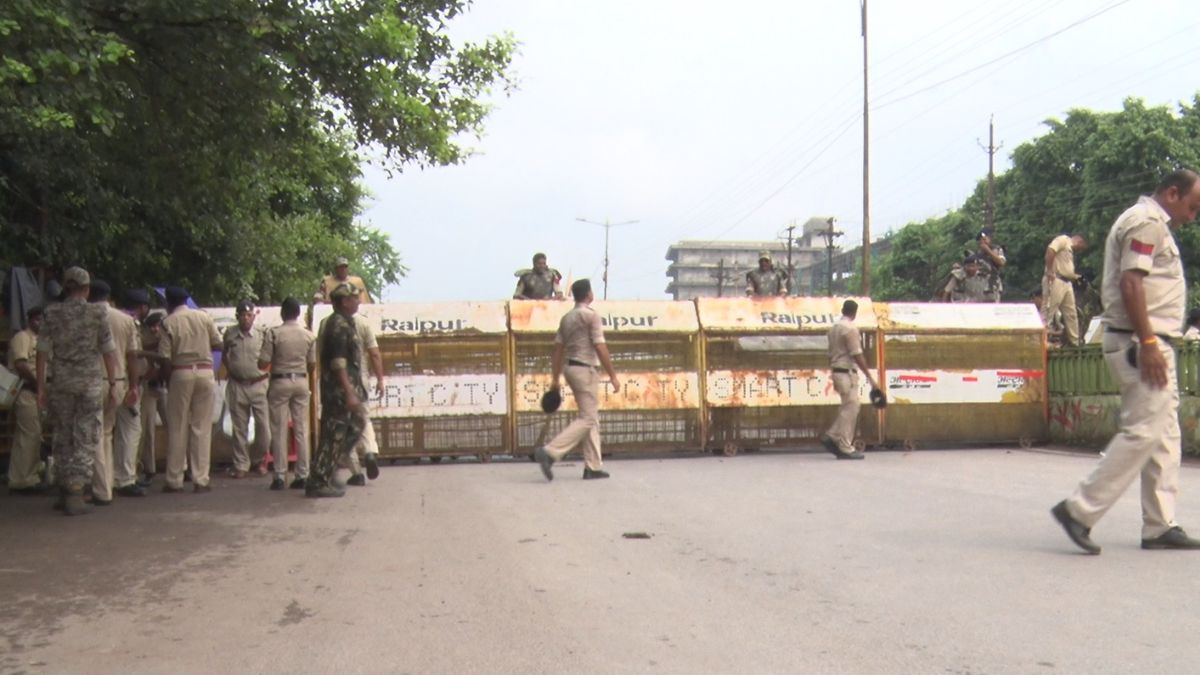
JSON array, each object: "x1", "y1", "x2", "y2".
[
  {"x1": 1051, "y1": 500, "x2": 1101, "y2": 555},
  {"x1": 365, "y1": 454, "x2": 380, "y2": 480},
  {"x1": 1141, "y1": 526, "x2": 1200, "y2": 550},
  {"x1": 819, "y1": 435, "x2": 840, "y2": 457},
  {"x1": 162, "y1": 484, "x2": 186, "y2": 494},
  {"x1": 115, "y1": 484, "x2": 147, "y2": 498},
  {"x1": 269, "y1": 477, "x2": 286, "y2": 491},
  {"x1": 305, "y1": 484, "x2": 345, "y2": 499},
  {"x1": 582, "y1": 467, "x2": 610, "y2": 480},
  {"x1": 193, "y1": 484, "x2": 212, "y2": 494},
  {"x1": 184, "y1": 470, "x2": 193, "y2": 483},
  {"x1": 534, "y1": 446, "x2": 554, "y2": 481},
  {"x1": 836, "y1": 451, "x2": 865, "y2": 460},
  {"x1": 347, "y1": 473, "x2": 366, "y2": 487},
  {"x1": 289, "y1": 478, "x2": 306, "y2": 490},
  {"x1": 136, "y1": 476, "x2": 153, "y2": 488}
]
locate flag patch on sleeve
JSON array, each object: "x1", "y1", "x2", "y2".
[{"x1": 1130, "y1": 239, "x2": 1154, "y2": 255}]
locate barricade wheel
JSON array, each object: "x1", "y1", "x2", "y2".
[
  {"x1": 1019, "y1": 436, "x2": 1034, "y2": 449},
  {"x1": 723, "y1": 442, "x2": 739, "y2": 457},
  {"x1": 903, "y1": 439, "x2": 917, "y2": 452},
  {"x1": 478, "y1": 453, "x2": 492, "y2": 463},
  {"x1": 853, "y1": 439, "x2": 866, "y2": 453}
]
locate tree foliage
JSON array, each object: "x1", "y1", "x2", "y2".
[{"x1": 0, "y1": 0, "x2": 515, "y2": 303}]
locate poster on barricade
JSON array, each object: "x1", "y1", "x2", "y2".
[
  {"x1": 514, "y1": 371, "x2": 700, "y2": 412},
  {"x1": 696, "y1": 296, "x2": 877, "y2": 332},
  {"x1": 884, "y1": 368, "x2": 1044, "y2": 404},
  {"x1": 368, "y1": 373, "x2": 508, "y2": 417},
  {"x1": 704, "y1": 368, "x2": 871, "y2": 407}
]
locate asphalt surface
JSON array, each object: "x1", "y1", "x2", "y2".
[{"x1": 3, "y1": 447, "x2": 1200, "y2": 674}]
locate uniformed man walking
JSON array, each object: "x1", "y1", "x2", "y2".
[
  {"x1": 513, "y1": 253, "x2": 564, "y2": 300},
  {"x1": 90, "y1": 280, "x2": 143, "y2": 503},
  {"x1": 35, "y1": 267, "x2": 119, "y2": 516},
  {"x1": 258, "y1": 297, "x2": 316, "y2": 491},
  {"x1": 309, "y1": 283, "x2": 368, "y2": 498},
  {"x1": 7, "y1": 306, "x2": 45, "y2": 494},
  {"x1": 1052, "y1": 169, "x2": 1200, "y2": 554},
  {"x1": 534, "y1": 279, "x2": 621, "y2": 481},
  {"x1": 746, "y1": 251, "x2": 788, "y2": 297},
  {"x1": 222, "y1": 300, "x2": 270, "y2": 478},
  {"x1": 1041, "y1": 233, "x2": 1087, "y2": 346},
  {"x1": 819, "y1": 300, "x2": 879, "y2": 460},
  {"x1": 314, "y1": 256, "x2": 372, "y2": 304},
  {"x1": 159, "y1": 286, "x2": 222, "y2": 494},
  {"x1": 318, "y1": 296, "x2": 383, "y2": 486}
]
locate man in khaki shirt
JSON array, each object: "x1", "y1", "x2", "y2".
[
  {"x1": 313, "y1": 256, "x2": 372, "y2": 304},
  {"x1": 222, "y1": 300, "x2": 270, "y2": 478},
  {"x1": 89, "y1": 281, "x2": 143, "y2": 503},
  {"x1": 1053, "y1": 169, "x2": 1200, "y2": 554},
  {"x1": 137, "y1": 310, "x2": 168, "y2": 482},
  {"x1": 159, "y1": 286, "x2": 222, "y2": 493},
  {"x1": 819, "y1": 300, "x2": 879, "y2": 460},
  {"x1": 7, "y1": 306, "x2": 44, "y2": 493},
  {"x1": 259, "y1": 297, "x2": 316, "y2": 491},
  {"x1": 534, "y1": 279, "x2": 620, "y2": 481},
  {"x1": 1041, "y1": 234, "x2": 1087, "y2": 346}
]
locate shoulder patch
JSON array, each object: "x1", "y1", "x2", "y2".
[{"x1": 1130, "y1": 239, "x2": 1154, "y2": 255}]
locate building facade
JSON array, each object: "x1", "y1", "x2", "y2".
[{"x1": 664, "y1": 229, "x2": 830, "y2": 300}]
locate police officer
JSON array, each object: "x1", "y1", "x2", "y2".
[
  {"x1": 942, "y1": 255, "x2": 990, "y2": 302},
  {"x1": 222, "y1": 300, "x2": 270, "y2": 478},
  {"x1": 1042, "y1": 233, "x2": 1087, "y2": 346},
  {"x1": 35, "y1": 267, "x2": 119, "y2": 516},
  {"x1": 974, "y1": 227, "x2": 1007, "y2": 302},
  {"x1": 1052, "y1": 169, "x2": 1200, "y2": 554},
  {"x1": 309, "y1": 282, "x2": 368, "y2": 498},
  {"x1": 7, "y1": 306, "x2": 45, "y2": 494},
  {"x1": 90, "y1": 280, "x2": 143, "y2": 503},
  {"x1": 258, "y1": 297, "x2": 316, "y2": 491},
  {"x1": 137, "y1": 310, "x2": 169, "y2": 483},
  {"x1": 746, "y1": 251, "x2": 788, "y2": 297},
  {"x1": 314, "y1": 256, "x2": 372, "y2": 304},
  {"x1": 819, "y1": 300, "x2": 879, "y2": 460},
  {"x1": 513, "y1": 253, "x2": 563, "y2": 300},
  {"x1": 534, "y1": 279, "x2": 621, "y2": 481},
  {"x1": 159, "y1": 286, "x2": 222, "y2": 494},
  {"x1": 118, "y1": 289, "x2": 153, "y2": 488}
]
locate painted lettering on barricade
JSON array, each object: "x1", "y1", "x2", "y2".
[
  {"x1": 509, "y1": 300, "x2": 698, "y2": 333},
  {"x1": 758, "y1": 311, "x2": 839, "y2": 327},
  {"x1": 312, "y1": 302, "x2": 508, "y2": 336},
  {"x1": 514, "y1": 372, "x2": 700, "y2": 412},
  {"x1": 697, "y1": 297, "x2": 877, "y2": 332},
  {"x1": 368, "y1": 374, "x2": 507, "y2": 417},
  {"x1": 704, "y1": 369, "x2": 871, "y2": 407},
  {"x1": 885, "y1": 369, "x2": 1044, "y2": 404}
]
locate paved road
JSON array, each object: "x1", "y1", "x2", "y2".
[{"x1": 3, "y1": 448, "x2": 1200, "y2": 674}]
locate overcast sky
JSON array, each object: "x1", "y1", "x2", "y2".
[{"x1": 359, "y1": 0, "x2": 1200, "y2": 302}]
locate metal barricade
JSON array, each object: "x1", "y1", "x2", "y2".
[
  {"x1": 314, "y1": 302, "x2": 511, "y2": 462},
  {"x1": 697, "y1": 297, "x2": 881, "y2": 455},
  {"x1": 509, "y1": 300, "x2": 703, "y2": 456},
  {"x1": 876, "y1": 302, "x2": 1046, "y2": 447}
]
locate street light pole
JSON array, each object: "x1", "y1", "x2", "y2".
[{"x1": 576, "y1": 217, "x2": 639, "y2": 299}]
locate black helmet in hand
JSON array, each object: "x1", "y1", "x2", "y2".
[
  {"x1": 869, "y1": 387, "x2": 888, "y2": 409},
  {"x1": 540, "y1": 388, "x2": 562, "y2": 413}
]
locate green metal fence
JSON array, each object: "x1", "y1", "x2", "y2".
[{"x1": 1048, "y1": 341, "x2": 1200, "y2": 396}]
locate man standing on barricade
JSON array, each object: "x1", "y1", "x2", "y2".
[
  {"x1": 222, "y1": 300, "x2": 270, "y2": 478},
  {"x1": 975, "y1": 228, "x2": 1007, "y2": 302},
  {"x1": 746, "y1": 251, "x2": 788, "y2": 297},
  {"x1": 1041, "y1": 233, "x2": 1087, "y2": 346},
  {"x1": 36, "y1": 267, "x2": 119, "y2": 516},
  {"x1": 7, "y1": 306, "x2": 45, "y2": 494},
  {"x1": 159, "y1": 286, "x2": 222, "y2": 494},
  {"x1": 308, "y1": 283, "x2": 367, "y2": 498},
  {"x1": 942, "y1": 255, "x2": 990, "y2": 302},
  {"x1": 90, "y1": 280, "x2": 143, "y2": 503},
  {"x1": 314, "y1": 256, "x2": 372, "y2": 304},
  {"x1": 819, "y1": 300, "x2": 881, "y2": 461},
  {"x1": 1052, "y1": 169, "x2": 1200, "y2": 554},
  {"x1": 513, "y1": 252, "x2": 563, "y2": 300},
  {"x1": 259, "y1": 297, "x2": 316, "y2": 491},
  {"x1": 534, "y1": 279, "x2": 620, "y2": 481}
]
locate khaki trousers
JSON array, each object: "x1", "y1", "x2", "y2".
[
  {"x1": 1042, "y1": 277, "x2": 1079, "y2": 346},
  {"x1": 113, "y1": 392, "x2": 142, "y2": 488},
  {"x1": 544, "y1": 365, "x2": 603, "y2": 471},
  {"x1": 9, "y1": 389, "x2": 43, "y2": 489},
  {"x1": 227, "y1": 379, "x2": 270, "y2": 471},
  {"x1": 94, "y1": 380, "x2": 128, "y2": 500},
  {"x1": 139, "y1": 386, "x2": 166, "y2": 475},
  {"x1": 166, "y1": 368, "x2": 215, "y2": 488},
  {"x1": 827, "y1": 371, "x2": 860, "y2": 453},
  {"x1": 1066, "y1": 334, "x2": 1179, "y2": 539},
  {"x1": 268, "y1": 377, "x2": 310, "y2": 480}
]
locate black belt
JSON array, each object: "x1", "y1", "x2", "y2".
[
  {"x1": 271, "y1": 372, "x2": 306, "y2": 379},
  {"x1": 832, "y1": 367, "x2": 852, "y2": 374},
  {"x1": 567, "y1": 359, "x2": 596, "y2": 369},
  {"x1": 1055, "y1": 274, "x2": 1076, "y2": 283},
  {"x1": 1105, "y1": 327, "x2": 1172, "y2": 343}
]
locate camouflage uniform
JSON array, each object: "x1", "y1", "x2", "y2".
[
  {"x1": 309, "y1": 311, "x2": 365, "y2": 491},
  {"x1": 746, "y1": 268, "x2": 789, "y2": 296},
  {"x1": 37, "y1": 297, "x2": 115, "y2": 487},
  {"x1": 976, "y1": 244, "x2": 1007, "y2": 302},
  {"x1": 944, "y1": 269, "x2": 991, "y2": 302},
  {"x1": 513, "y1": 268, "x2": 562, "y2": 300}
]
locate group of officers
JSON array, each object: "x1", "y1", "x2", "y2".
[{"x1": 6, "y1": 257, "x2": 382, "y2": 515}]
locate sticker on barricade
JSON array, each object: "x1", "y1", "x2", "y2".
[
  {"x1": 885, "y1": 369, "x2": 1044, "y2": 404},
  {"x1": 514, "y1": 372, "x2": 700, "y2": 411},
  {"x1": 704, "y1": 369, "x2": 871, "y2": 407},
  {"x1": 369, "y1": 374, "x2": 507, "y2": 417}
]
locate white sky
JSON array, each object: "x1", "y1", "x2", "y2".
[{"x1": 359, "y1": 0, "x2": 1200, "y2": 302}]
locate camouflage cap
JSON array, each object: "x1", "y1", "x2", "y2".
[
  {"x1": 63, "y1": 266, "x2": 91, "y2": 288},
  {"x1": 335, "y1": 256, "x2": 350, "y2": 267},
  {"x1": 330, "y1": 282, "x2": 358, "y2": 300},
  {"x1": 758, "y1": 250, "x2": 771, "y2": 262}
]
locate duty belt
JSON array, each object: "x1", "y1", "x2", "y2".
[
  {"x1": 567, "y1": 359, "x2": 597, "y2": 369},
  {"x1": 831, "y1": 367, "x2": 852, "y2": 374},
  {"x1": 271, "y1": 372, "x2": 307, "y2": 380},
  {"x1": 1105, "y1": 327, "x2": 1173, "y2": 343}
]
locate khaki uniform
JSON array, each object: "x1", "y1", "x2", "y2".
[
  {"x1": 7, "y1": 328, "x2": 43, "y2": 489},
  {"x1": 96, "y1": 305, "x2": 140, "y2": 499},
  {"x1": 222, "y1": 325, "x2": 270, "y2": 472},
  {"x1": 825, "y1": 317, "x2": 862, "y2": 453},
  {"x1": 1042, "y1": 234, "x2": 1081, "y2": 346},
  {"x1": 1064, "y1": 196, "x2": 1184, "y2": 539},
  {"x1": 138, "y1": 320, "x2": 168, "y2": 476},
  {"x1": 543, "y1": 304, "x2": 606, "y2": 471},
  {"x1": 944, "y1": 270, "x2": 990, "y2": 302},
  {"x1": 160, "y1": 306, "x2": 221, "y2": 489},
  {"x1": 746, "y1": 268, "x2": 788, "y2": 296},
  {"x1": 260, "y1": 320, "x2": 316, "y2": 480},
  {"x1": 314, "y1": 274, "x2": 371, "y2": 304}
]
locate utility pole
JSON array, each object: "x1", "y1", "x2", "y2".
[
  {"x1": 977, "y1": 115, "x2": 1002, "y2": 231},
  {"x1": 576, "y1": 217, "x2": 639, "y2": 299},
  {"x1": 819, "y1": 217, "x2": 843, "y2": 297},
  {"x1": 782, "y1": 221, "x2": 797, "y2": 297},
  {"x1": 712, "y1": 258, "x2": 727, "y2": 297},
  {"x1": 861, "y1": 0, "x2": 871, "y2": 296}
]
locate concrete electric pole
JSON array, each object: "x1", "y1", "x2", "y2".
[{"x1": 575, "y1": 217, "x2": 639, "y2": 300}]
